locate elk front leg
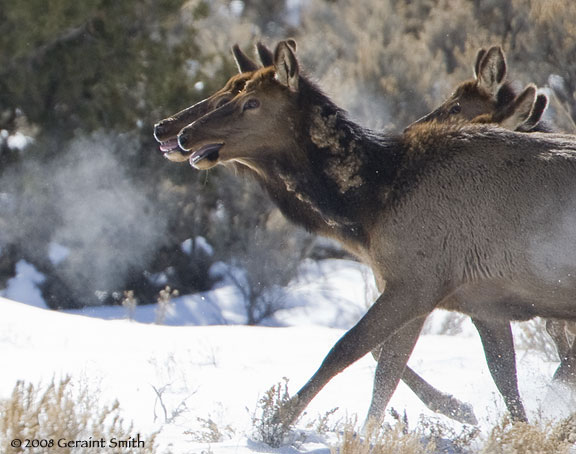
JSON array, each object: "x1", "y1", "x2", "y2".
[
  {"x1": 472, "y1": 318, "x2": 527, "y2": 422},
  {"x1": 280, "y1": 285, "x2": 432, "y2": 427}
]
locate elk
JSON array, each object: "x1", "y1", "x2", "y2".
[
  {"x1": 155, "y1": 43, "x2": 480, "y2": 425},
  {"x1": 156, "y1": 42, "x2": 566, "y2": 424},
  {"x1": 173, "y1": 40, "x2": 576, "y2": 427},
  {"x1": 410, "y1": 45, "x2": 576, "y2": 387},
  {"x1": 407, "y1": 46, "x2": 551, "y2": 133},
  {"x1": 470, "y1": 83, "x2": 547, "y2": 130}
]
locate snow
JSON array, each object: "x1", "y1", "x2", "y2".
[{"x1": 0, "y1": 258, "x2": 570, "y2": 453}]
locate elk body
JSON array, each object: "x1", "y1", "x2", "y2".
[
  {"x1": 155, "y1": 44, "x2": 480, "y2": 424},
  {"x1": 155, "y1": 43, "x2": 553, "y2": 425},
  {"x1": 171, "y1": 40, "x2": 576, "y2": 426},
  {"x1": 411, "y1": 45, "x2": 576, "y2": 387}
]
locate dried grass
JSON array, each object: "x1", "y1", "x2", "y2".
[
  {"x1": 0, "y1": 376, "x2": 156, "y2": 454},
  {"x1": 481, "y1": 414, "x2": 576, "y2": 454},
  {"x1": 331, "y1": 415, "x2": 435, "y2": 454}
]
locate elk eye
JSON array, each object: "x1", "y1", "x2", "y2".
[
  {"x1": 216, "y1": 97, "x2": 230, "y2": 108},
  {"x1": 243, "y1": 99, "x2": 260, "y2": 111},
  {"x1": 449, "y1": 103, "x2": 461, "y2": 115}
]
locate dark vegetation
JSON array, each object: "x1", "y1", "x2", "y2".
[{"x1": 0, "y1": 0, "x2": 575, "y2": 314}]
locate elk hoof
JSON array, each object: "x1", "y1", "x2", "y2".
[{"x1": 431, "y1": 395, "x2": 478, "y2": 425}]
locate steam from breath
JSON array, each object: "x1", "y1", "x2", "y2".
[{"x1": 1, "y1": 131, "x2": 170, "y2": 306}]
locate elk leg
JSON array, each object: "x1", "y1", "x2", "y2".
[
  {"x1": 368, "y1": 321, "x2": 477, "y2": 426},
  {"x1": 546, "y1": 319, "x2": 570, "y2": 361},
  {"x1": 365, "y1": 317, "x2": 425, "y2": 423},
  {"x1": 472, "y1": 318, "x2": 527, "y2": 422},
  {"x1": 363, "y1": 361, "x2": 479, "y2": 425},
  {"x1": 552, "y1": 333, "x2": 576, "y2": 385},
  {"x1": 281, "y1": 286, "x2": 430, "y2": 426},
  {"x1": 401, "y1": 366, "x2": 478, "y2": 425}
]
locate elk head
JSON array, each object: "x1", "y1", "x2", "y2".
[
  {"x1": 177, "y1": 41, "x2": 302, "y2": 173},
  {"x1": 153, "y1": 43, "x2": 274, "y2": 162},
  {"x1": 407, "y1": 46, "x2": 509, "y2": 129}
]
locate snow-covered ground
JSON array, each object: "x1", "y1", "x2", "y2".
[{"x1": 0, "y1": 258, "x2": 572, "y2": 453}]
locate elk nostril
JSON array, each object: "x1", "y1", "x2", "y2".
[
  {"x1": 153, "y1": 123, "x2": 166, "y2": 140},
  {"x1": 178, "y1": 134, "x2": 188, "y2": 150}
]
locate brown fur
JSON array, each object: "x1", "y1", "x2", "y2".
[
  {"x1": 410, "y1": 46, "x2": 571, "y2": 389},
  {"x1": 406, "y1": 46, "x2": 550, "y2": 133},
  {"x1": 174, "y1": 41, "x2": 576, "y2": 427},
  {"x1": 152, "y1": 43, "x2": 276, "y2": 161},
  {"x1": 154, "y1": 45, "x2": 480, "y2": 424}
]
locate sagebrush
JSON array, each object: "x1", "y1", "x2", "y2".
[{"x1": 0, "y1": 376, "x2": 156, "y2": 454}]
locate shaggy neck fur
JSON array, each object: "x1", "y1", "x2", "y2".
[{"x1": 240, "y1": 75, "x2": 407, "y2": 251}]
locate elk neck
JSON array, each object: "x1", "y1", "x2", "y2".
[{"x1": 245, "y1": 77, "x2": 407, "y2": 255}]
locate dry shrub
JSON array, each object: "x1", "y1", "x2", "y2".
[
  {"x1": 251, "y1": 377, "x2": 301, "y2": 448},
  {"x1": 186, "y1": 416, "x2": 235, "y2": 443},
  {"x1": 331, "y1": 415, "x2": 435, "y2": 454},
  {"x1": 481, "y1": 415, "x2": 576, "y2": 454},
  {"x1": 0, "y1": 376, "x2": 156, "y2": 454}
]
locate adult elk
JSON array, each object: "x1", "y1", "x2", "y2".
[
  {"x1": 155, "y1": 43, "x2": 479, "y2": 425},
  {"x1": 156, "y1": 42, "x2": 557, "y2": 424},
  {"x1": 174, "y1": 40, "x2": 576, "y2": 427},
  {"x1": 154, "y1": 43, "x2": 272, "y2": 159}
]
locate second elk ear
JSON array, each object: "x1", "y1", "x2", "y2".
[
  {"x1": 476, "y1": 46, "x2": 507, "y2": 97},
  {"x1": 232, "y1": 44, "x2": 259, "y2": 72},
  {"x1": 500, "y1": 84, "x2": 536, "y2": 130},
  {"x1": 256, "y1": 41, "x2": 274, "y2": 67},
  {"x1": 274, "y1": 40, "x2": 299, "y2": 92},
  {"x1": 521, "y1": 93, "x2": 549, "y2": 131}
]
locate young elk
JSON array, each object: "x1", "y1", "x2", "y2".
[
  {"x1": 407, "y1": 46, "x2": 550, "y2": 133},
  {"x1": 155, "y1": 43, "x2": 478, "y2": 425},
  {"x1": 174, "y1": 40, "x2": 576, "y2": 428}
]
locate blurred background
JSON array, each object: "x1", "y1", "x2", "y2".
[{"x1": 0, "y1": 0, "x2": 575, "y2": 319}]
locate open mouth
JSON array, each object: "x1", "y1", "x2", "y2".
[
  {"x1": 159, "y1": 138, "x2": 179, "y2": 153},
  {"x1": 159, "y1": 138, "x2": 191, "y2": 162},
  {"x1": 190, "y1": 143, "x2": 223, "y2": 168}
]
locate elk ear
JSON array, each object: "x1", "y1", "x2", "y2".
[
  {"x1": 473, "y1": 48, "x2": 487, "y2": 78},
  {"x1": 232, "y1": 44, "x2": 258, "y2": 72},
  {"x1": 256, "y1": 41, "x2": 274, "y2": 67},
  {"x1": 477, "y1": 46, "x2": 507, "y2": 97},
  {"x1": 501, "y1": 84, "x2": 536, "y2": 130},
  {"x1": 523, "y1": 93, "x2": 549, "y2": 131},
  {"x1": 285, "y1": 38, "x2": 297, "y2": 52},
  {"x1": 274, "y1": 40, "x2": 299, "y2": 92}
]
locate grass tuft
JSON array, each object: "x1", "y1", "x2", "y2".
[{"x1": 0, "y1": 376, "x2": 156, "y2": 454}]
